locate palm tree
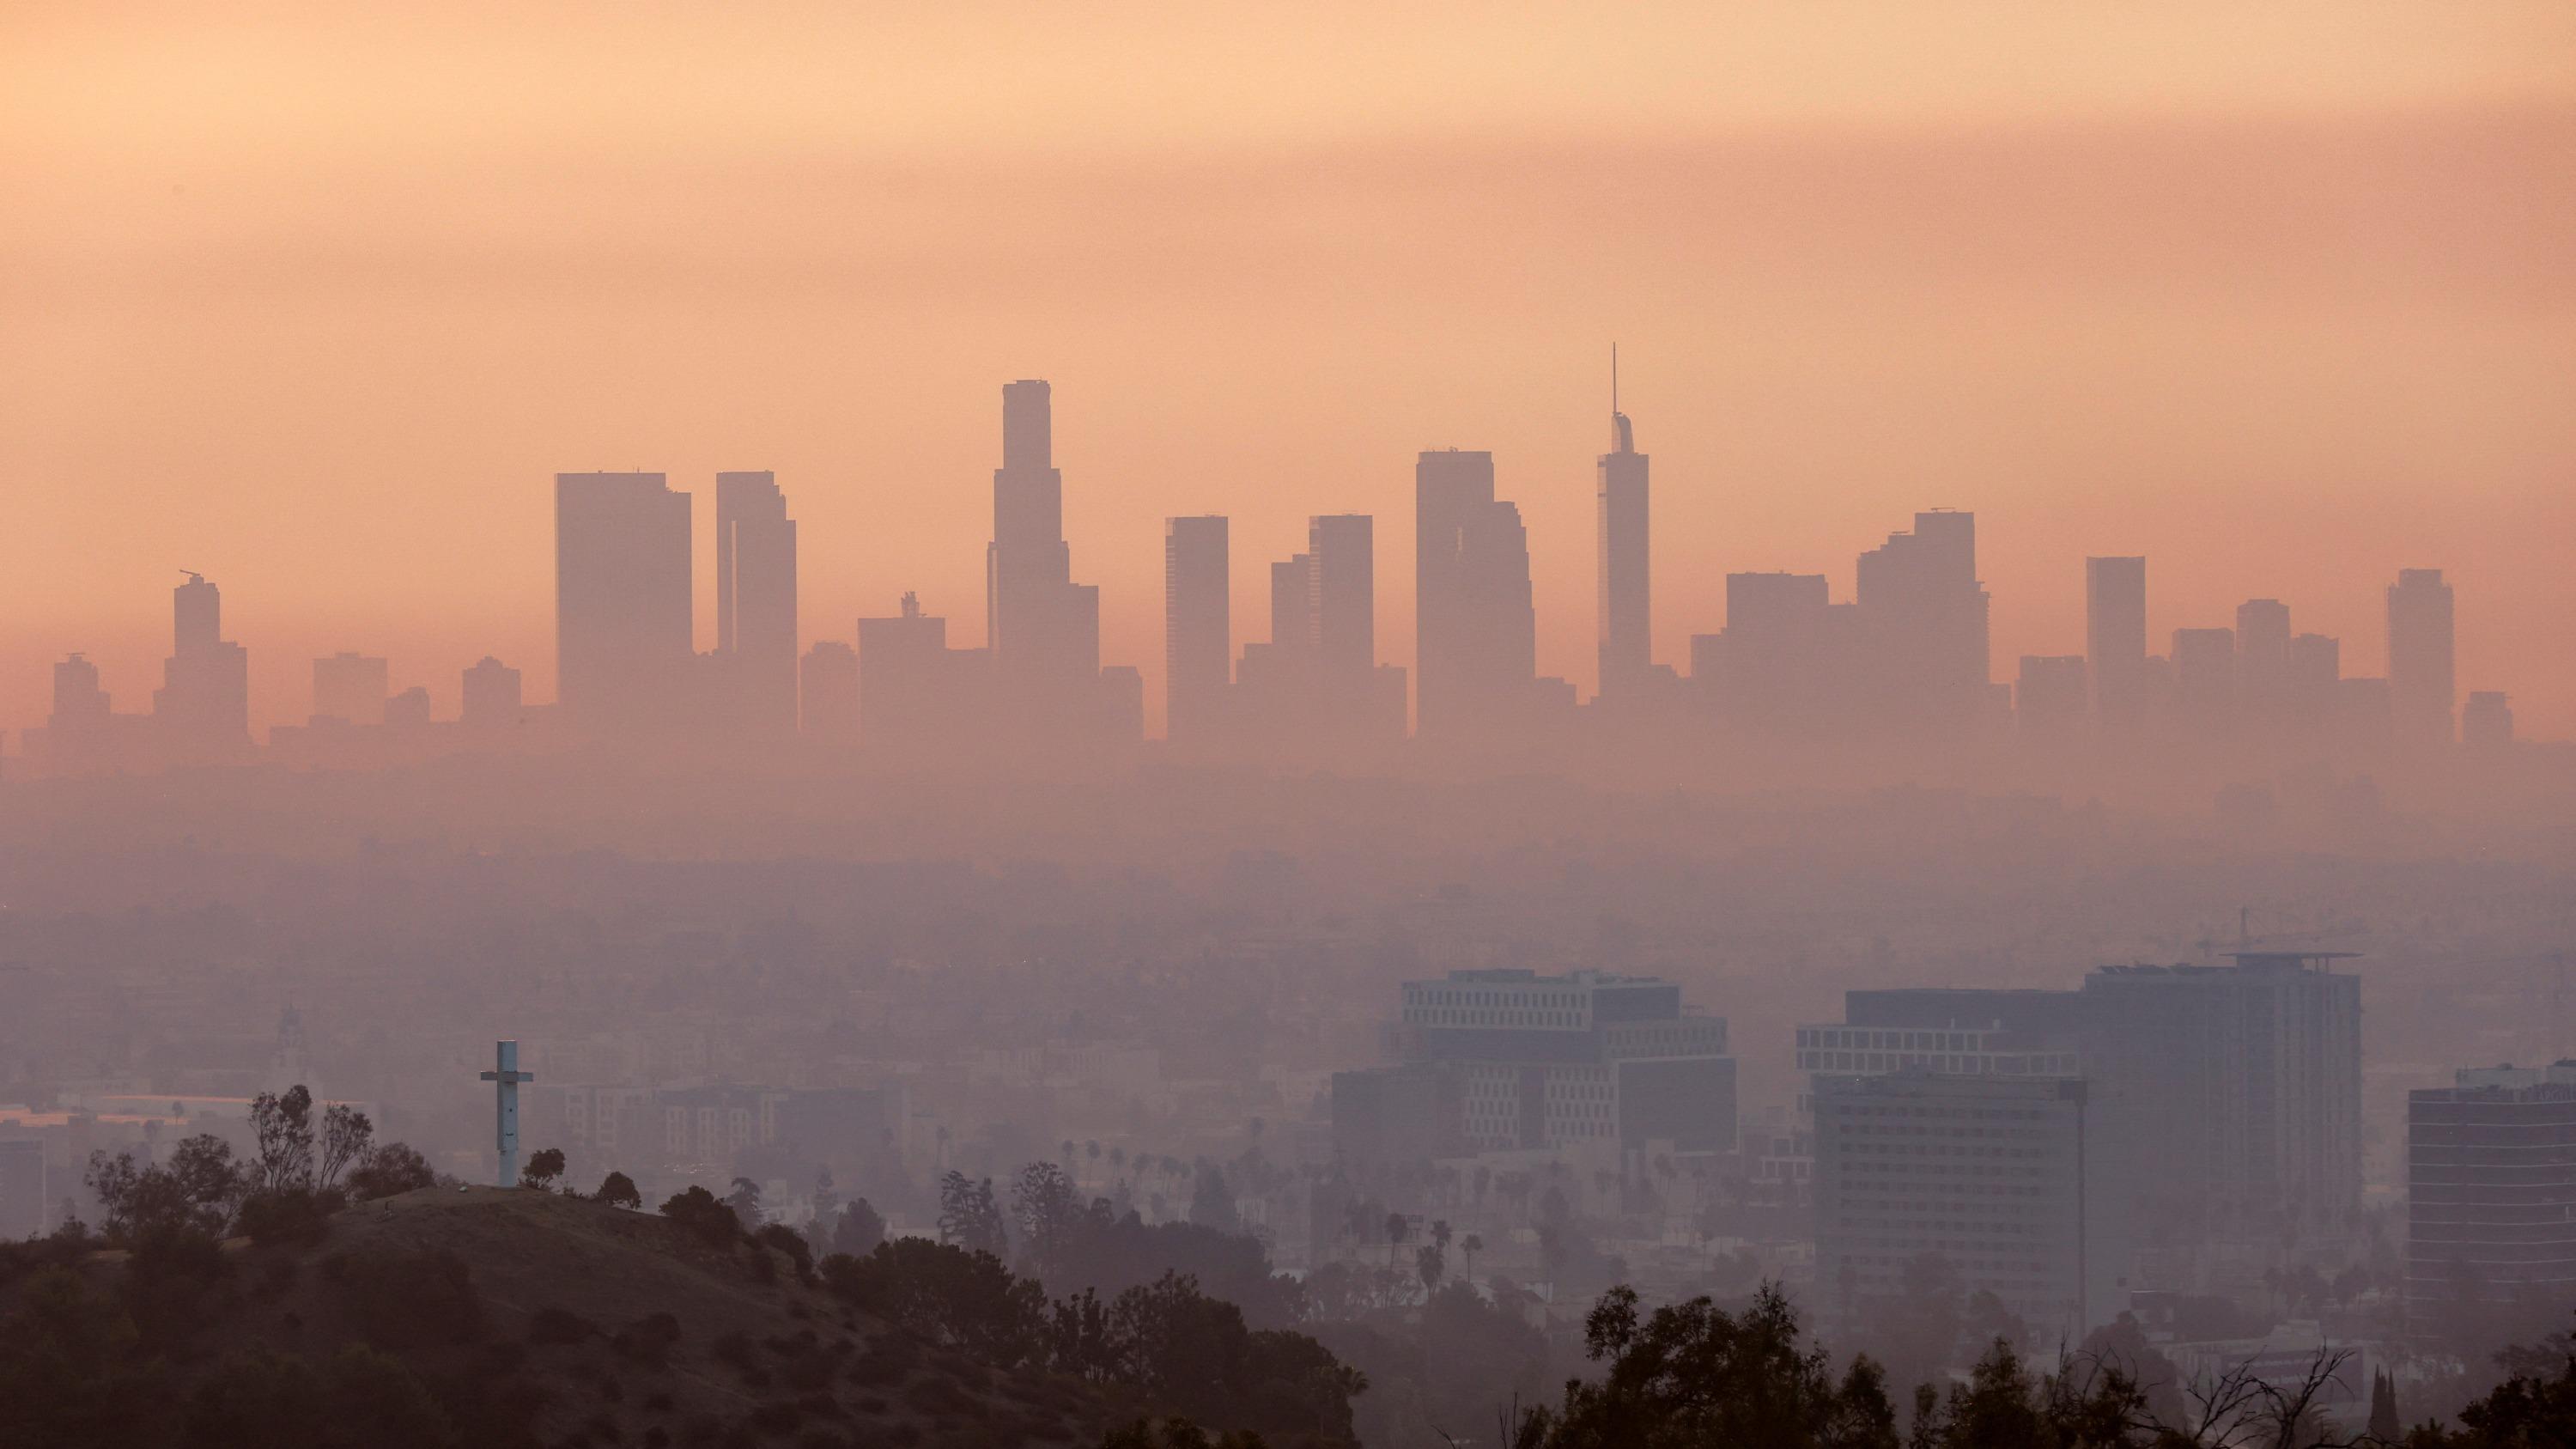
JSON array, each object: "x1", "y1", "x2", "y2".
[
  {"x1": 1461, "y1": 1232, "x2": 1484, "y2": 1283},
  {"x1": 1384, "y1": 1211, "x2": 1410, "y2": 1269},
  {"x1": 1431, "y1": 1218, "x2": 1453, "y2": 1254}
]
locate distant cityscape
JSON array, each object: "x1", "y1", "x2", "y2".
[{"x1": 12, "y1": 372, "x2": 2539, "y2": 780}]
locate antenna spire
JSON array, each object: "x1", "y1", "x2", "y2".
[{"x1": 1611, "y1": 342, "x2": 1619, "y2": 416}]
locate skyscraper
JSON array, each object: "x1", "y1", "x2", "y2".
[
  {"x1": 2387, "y1": 568, "x2": 2457, "y2": 745},
  {"x1": 715, "y1": 470, "x2": 798, "y2": 735},
  {"x1": 1163, "y1": 515, "x2": 1230, "y2": 743},
  {"x1": 1415, "y1": 449, "x2": 1535, "y2": 738},
  {"x1": 2408, "y1": 1064, "x2": 2576, "y2": 1342},
  {"x1": 2086, "y1": 557, "x2": 2148, "y2": 728},
  {"x1": 153, "y1": 571, "x2": 251, "y2": 758},
  {"x1": 1307, "y1": 514, "x2": 1376, "y2": 684},
  {"x1": 460, "y1": 656, "x2": 523, "y2": 730},
  {"x1": 986, "y1": 380, "x2": 1098, "y2": 687},
  {"x1": 2235, "y1": 598, "x2": 2291, "y2": 717},
  {"x1": 1855, "y1": 510, "x2": 1990, "y2": 720},
  {"x1": 312, "y1": 651, "x2": 390, "y2": 725},
  {"x1": 1595, "y1": 350, "x2": 1651, "y2": 701},
  {"x1": 555, "y1": 472, "x2": 691, "y2": 733}
]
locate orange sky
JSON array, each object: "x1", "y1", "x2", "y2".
[{"x1": 4, "y1": 3, "x2": 2573, "y2": 740}]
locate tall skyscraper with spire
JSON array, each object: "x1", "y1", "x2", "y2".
[{"x1": 1595, "y1": 346, "x2": 1651, "y2": 701}]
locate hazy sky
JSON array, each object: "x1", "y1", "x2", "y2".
[{"x1": 5, "y1": 3, "x2": 2573, "y2": 738}]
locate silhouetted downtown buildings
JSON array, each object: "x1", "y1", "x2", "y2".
[{"x1": 10, "y1": 370, "x2": 2555, "y2": 783}]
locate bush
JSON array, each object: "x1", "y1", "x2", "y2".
[
  {"x1": 529, "y1": 1306, "x2": 598, "y2": 1346},
  {"x1": 756, "y1": 1222, "x2": 816, "y2": 1282},
  {"x1": 595, "y1": 1171, "x2": 644, "y2": 1210},
  {"x1": 323, "y1": 1247, "x2": 484, "y2": 1349},
  {"x1": 659, "y1": 1186, "x2": 742, "y2": 1247},
  {"x1": 613, "y1": 1312, "x2": 683, "y2": 1370},
  {"x1": 343, "y1": 1143, "x2": 436, "y2": 1202},
  {"x1": 235, "y1": 1186, "x2": 343, "y2": 1246}
]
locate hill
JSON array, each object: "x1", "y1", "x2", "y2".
[{"x1": 0, "y1": 1184, "x2": 1241, "y2": 1449}]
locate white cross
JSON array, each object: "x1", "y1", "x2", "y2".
[{"x1": 478, "y1": 1039, "x2": 535, "y2": 1188}]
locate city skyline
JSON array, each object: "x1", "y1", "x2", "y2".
[{"x1": 6, "y1": 371, "x2": 2559, "y2": 753}]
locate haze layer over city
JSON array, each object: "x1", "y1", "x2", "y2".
[{"x1": 4, "y1": 6, "x2": 2575, "y2": 1449}]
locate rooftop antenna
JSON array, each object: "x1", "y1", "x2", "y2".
[{"x1": 1611, "y1": 342, "x2": 1618, "y2": 416}]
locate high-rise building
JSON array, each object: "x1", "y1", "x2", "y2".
[
  {"x1": 2462, "y1": 691, "x2": 2513, "y2": 748},
  {"x1": 714, "y1": 471, "x2": 799, "y2": 735},
  {"x1": 986, "y1": 381, "x2": 1097, "y2": 686},
  {"x1": 2407, "y1": 1064, "x2": 2576, "y2": 1342},
  {"x1": 1856, "y1": 510, "x2": 1990, "y2": 721},
  {"x1": 152, "y1": 572, "x2": 251, "y2": 758},
  {"x1": 1163, "y1": 515, "x2": 1230, "y2": 743},
  {"x1": 1595, "y1": 352, "x2": 1651, "y2": 701},
  {"x1": 2171, "y1": 627, "x2": 2237, "y2": 722},
  {"x1": 312, "y1": 651, "x2": 390, "y2": 725},
  {"x1": 386, "y1": 686, "x2": 431, "y2": 728},
  {"x1": 2080, "y1": 954, "x2": 2363, "y2": 1241},
  {"x1": 460, "y1": 656, "x2": 523, "y2": 730},
  {"x1": 1416, "y1": 449, "x2": 1537, "y2": 738},
  {"x1": 1814, "y1": 1073, "x2": 2123, "y2": 1344},
  {"x1": 2086, "y1": 557, "x2": 2148, "y2": 728},
  {"x1": 2016, "y1": 655, "x2": 2090, "y2": 739},
  {"x1": 555, "y1": 472, "x2": 691, "y2": 733},
  {"x1": 1333, "y1": 969, "x2": 1735, "y2": 1166},
  {"x1": 860, "y1": 592, "x2": 978, "y2": 755},
  {"x1": 1703, "y1": 571, "x2": 1838, "y2": 731},
  {"x1": 799, "y1": 641, "x2": 860, "y2": 744},
  {"x1": 1309, "y1": 514, "x2": 1376, "y2": 684},
  {"x1": 50, "y1": 653, "x2": 111, "y2": 732},
  {"x1": 2387, "y1": 568, "x2": 2456, "y2": 745},
  {"x1": 2235, "y1": 600, "x2": 2292, "y2": 716},
  {"x1": 1804, "y1": 953, "x2": 2363, "y2": 1249}
]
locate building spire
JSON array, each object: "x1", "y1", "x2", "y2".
[{"x1": 1608, "y1": 343, "x2": 1634, "y2": 454}]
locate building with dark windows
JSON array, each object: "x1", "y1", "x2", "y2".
[
  {"x1": 714, "y1": 470, "x2": 798, "y2": 736},
  {"x1": 2407, "y1": 1064, "x2": 2576, "y2": 1342},
  {"x1": 1814, "y1": 1073, "x2": 2123, "y2": 1347},
  {"x1": 1799, "y1": 953, "x2": 2361, "y2": 1258},
  {"x1": 2386, "y1": 568, "x2": 2457, "y2": 745},
  {"x1": 555, "y1": 472, "x2": 692, "y2": 734},
  {"x1": 1333, "y1": 969, "x2": 1735, "y2": 1168}
]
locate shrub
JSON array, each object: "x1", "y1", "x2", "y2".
[
  {"x1": 613, "y1": 1312, "x2": 683, "y2": 1370},
  {"x1": 659, "y1": 1186, "x2": 742, "y2": 1247},
  {"x1": 235, "y1": 1186, "x2": 343, "y2": 1246},
  {"x1": 529, "y1": 1306, "x2": 598, "y2": 1345},
  {"x1": 322, "y1": 1247, "x2": 484, "y2": 1349}
]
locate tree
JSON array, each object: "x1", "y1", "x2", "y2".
[
  {"x1": 811, "y1": 1166, "x2": 839, "y2": 1227},
  {"x1": 1417, "y1": 1243, "x2": 1447, "y2": 1294},
  {"x1": 314, "y1": 1104, "x2": 374, "y2": 1191},
  {"x1": 1015, "y1": 1160, "x2": 1090, "y2": 1283},
  {"x1": 1461, "y1": 1233, "x2": 1485, "y2": 1282},
  {"x1": 249, "y1": 1086, "x2": 317, "y2": 1192},
  {"x1": 939, "y1": 1172, "x2": 1008, "y2": 1256},
  {"x1": 343, "y1": 1143, "x2": 435, "y2": 1202},
  {"x1": 1190, "y1": 1160, "x2": 1237, "y2": 1233},
  {"x1": 519, "y1": 1148, "x2": 566, "y2": 1192},
  {"x1": 2366, "y1": 1367, "x2": 2400, "y2": 1444},
  {"x1": 85, "y1": 1135, "x2": 244, "y2": 1242},
  {"x1": 1516, "y1": 1282, "x2": 1901, "y2": 1449},
  {"x1": 1385, "y1": 1212, "x2": 1410, "y2": 1269},
  {"x1": 830, "y1": 1197, "x2": 888, "y2": 1257},
  {"x1": 724, "y1": 1176, "x2": 764, "y2": 1228},
  {"x1": 592, "y1": 1171, "x2": 642, "y2": 1209},
  {"x1": 821, "y1": 1238, "x2": 1048, "y2": 1367},
  {"x1": 0, "y1": 1267, "x2": 163, "y2": 1448}
]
